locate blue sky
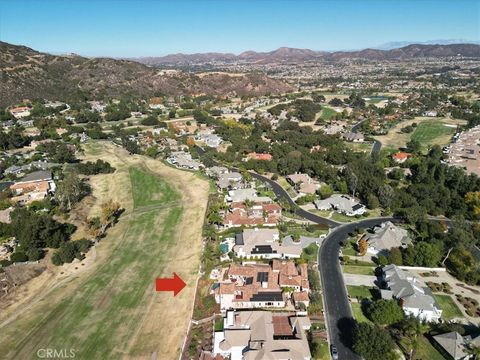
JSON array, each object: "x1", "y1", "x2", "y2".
[{"x1": 0, "y1": 0, "x2": 478, "y2": 57}]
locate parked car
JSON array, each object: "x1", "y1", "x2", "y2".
[{"x1": 331, "y1": 344, "x2": 338, "y2": 360}]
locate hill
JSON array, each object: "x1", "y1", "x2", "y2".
[
  {"x1": 136, "y1": 43, "x2": 480, "y2": 65},
  {"x1": 0, "y1": 42, "x2": 292, "y2": 107}
]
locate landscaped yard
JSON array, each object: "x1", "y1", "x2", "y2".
[
  {"x1": 347, "y1": 285, "x2": 373, "y2": 299},
  {"x1": 433, "y1": 294, "x2": 464, "y2": 320},
  {"x1": 409, "y1": 335, "x2": 446, "y2": 360},
  {"x1": 351, "y1": 303, "x2": 371, "y2": 323},
  {"x1": 342, "y1": 265, "x2": 375, "y2": 275}
]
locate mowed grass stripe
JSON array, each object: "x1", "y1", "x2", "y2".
[
  {"x1": 5, "y1": 167, "x2": 184, "y2": 359},
  {"x1": 129, "y1": 167, "x2": 181, "y2": 208}
]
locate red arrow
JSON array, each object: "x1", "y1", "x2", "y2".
[{"x1": 155, "y1": 272, "x2": 186, "y2": 296}]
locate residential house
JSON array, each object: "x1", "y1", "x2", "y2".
[
  {"x1": 286, "y1": 173, "x2": 319, "y2": 195},
  {"x1": 343, "y1": 131, "x2": 365, "y2": 142},
  {"x1": 314, "y1": 194, "x2": 366, "y2": 216},
  {"x1": 233, "y1": 228, "x2": 302, "y2": 259},
  {"x1": 244, "y1": 152, "x2": 273, "y2": 161},
  {"x1": 9, "y1": 107, "x2": 31, "y2": 119},
  {"x1": 392, "y1": 152, "x2": 412, "y2": 164},
  {"x1": 381, "y1": 265, "x2": 442, "y2": 322},
  {"x1": 433, "y1": 332, "x2": 479, "y2": 360},
  {"x1": 213, "y1": 310, "x2": 311, "y2": 360},
  {"x1": 224, "y1": 201, "x2": 281, "y2": 228},
  {"x1": 226, "y1": 188, "x2": 271, "y2": 204},
  {"x1": 206, "y1": 166, "x2": 229, "y2": 178},
  {"x1": 361, "y1": 221, "x2": 411, "y2": 255},
  {"x1": 166, "y1": 151, "x2": 203, "y2": 170},
  {"x1": 10, "y1": 170, "x2": 56, "y2": 205},
  {"x1": 217, "y1": 172, "x2": 243, "y2": 190}
]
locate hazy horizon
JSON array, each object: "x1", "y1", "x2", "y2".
[{"x1": 0, "y1": 0, "x2": 479, "y2": 57}]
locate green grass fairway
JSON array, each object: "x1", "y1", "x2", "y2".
[
  {"x1": 320, "y1": 106, "x2": 338, "y2": 121},
  {"x1": 0, "y1": 167, "x2": 184, "y2": 359},
  {"x1": 411, "y1": 121, "x2": 456, "y2": 144},
  {"x1": 433, "y1": 294, "x2": 463, "y2": 320}
]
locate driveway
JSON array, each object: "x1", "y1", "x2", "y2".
[{"x1": 343, "y1": 273, "x2": 377, "y2": 287}]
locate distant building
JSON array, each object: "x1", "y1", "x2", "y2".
[
  {"x1": 226, "y1": 188, "x2": 271, "y2": 203},
  {"x1": 166, "y1": 151, "x2": 203, "y2": 170},
  {"x1": 213, "y1": 310, "x2": 311, "y2": 360},
  {"x1": 381, "y1": 265, "x2": 442, "y2": 322},
  {"x1": 286, "y1": 173, "x2": 319, "y2": 195},
  {"x1": 392, "y1": 152, "x2": 412, "y2": 163},
  {"x1": 343, "y1": 131, "x2": 365, "y2": 142},
  {"x1": 244, "y1": 152, "x2": 273, "y2": 161},
  {"x1": 9, "y1": 106, "x2": 31, "y2": 119}
]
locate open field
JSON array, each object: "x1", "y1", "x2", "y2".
[
  {"x1": 374, "y1": 117, "x2": 467, "y2": 151},
  {"x1": 433, "y1": 294, "x2": 464, "y2": 321},
  {"x1": 0, "y1": 141, "x2": 209, "y2": 360}
]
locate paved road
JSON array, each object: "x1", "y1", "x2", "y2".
[
  {"x1": 318, "y1": 218, "x2": 394, "y2": 360},
  {"x1": 196, "y1": 148, "x2": 389, "y2": 358},
  {"x1": 371, "y1": 140, "x2": 382, "y2": 155}
]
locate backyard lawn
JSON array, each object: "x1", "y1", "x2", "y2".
[
  {"x1": 411, "y1": 335, "x2": 446, "y2": 360},
  {"x1": 433, "y1": 294, "x2": 464, "y2": 320}
]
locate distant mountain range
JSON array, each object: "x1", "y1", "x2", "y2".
[
  {"x1": 0, "y1": 42, "x2": 292, "y2": 107},
  {"x1": 136, "y1": 43, "x2": 480, "y2": 66},
  {"x1": 374, "y1": 39, "x2": 480, "y2": 50}
]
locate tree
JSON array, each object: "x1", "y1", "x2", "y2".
[
  {"x1": 358, "y1": 237, "x2": 368, "y2": 256},
  {"x1": 318, "y1": 184, "x2": 333, "y2": 199},
  {"x1": 379, "y1": 184, "x2": 394, "y2": 209},
  {"x1": 406, "y1": 139, "x2": 421, "y2": 154},
  {"x1": 353, "y1": 322, "x2": 397, "y2": 360},
  {"x1": 367, "y1": 193, "x2": 380, "y2": 209},
  {"x1": 403, "y1": 242, "x2": 442, "y2": 267},
  {"x1": 396, "y1": 317, "x2": 429, "y2": 360},
  {"x1": 366, "y1": 299, "x2": 404, "y2": 325},
  {"x1": 55, "y1": 168, "x2": 90, "y2": 211},
  {"x1": 388, "y1": 247, "x2": 403, "y2": 265}
]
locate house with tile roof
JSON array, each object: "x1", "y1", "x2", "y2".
[
  {"x1": 214, "y1": 260, "x2": 309, "y2": 311},
  {"x1": 213, "y1": 310, "x2": 311, "y2": 360}
]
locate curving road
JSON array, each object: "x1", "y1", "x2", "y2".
[
  {"x1": 197, "y1": 146, "x2": 389, "y2": 359},
  {"x1": 250, "y1": 172, "x2": 395, "y2": 359}
]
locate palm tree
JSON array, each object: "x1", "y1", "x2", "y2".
[{"x1": 399, "y1": 317, "x2": 430, "y2": 360}]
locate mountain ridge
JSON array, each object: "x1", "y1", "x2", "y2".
[
  {"x1": 0, "y1": 41, "x2": 292, "y2": 107},
  {"x1": 134, "y1": 43, "x2": 480, "y2": 65}
]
